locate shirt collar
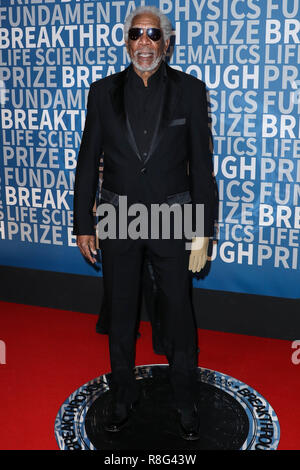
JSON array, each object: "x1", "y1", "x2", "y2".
[{"x1": 127, "y1": 60, "x2": 166, "y2": 90}]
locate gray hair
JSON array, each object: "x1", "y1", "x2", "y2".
[{"x1": 123, "y1": 6, "x2": 172, "y2": 43}]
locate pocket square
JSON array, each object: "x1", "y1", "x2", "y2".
[{"x1": 169, "y1": 118, "x2": 186, "y2": 127}]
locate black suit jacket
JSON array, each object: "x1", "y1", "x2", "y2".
[{"x1": 73, "y1": 62, "x2": 215, "y2": 239}]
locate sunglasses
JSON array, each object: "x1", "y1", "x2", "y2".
[{"x1": 128, "y1": 27, "x2": 162, "y2": 42}]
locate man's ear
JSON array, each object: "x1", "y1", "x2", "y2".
[
  {"x1": 125, "y1": 41, "x2": 130, "y2": 59},
  {"x1": 164, "y1": 38, "x2": 170, "y2": 55}
]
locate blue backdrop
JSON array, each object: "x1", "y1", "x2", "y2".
[{"x1": 0, "y1": 0, "x2": 299, "y2": 299}]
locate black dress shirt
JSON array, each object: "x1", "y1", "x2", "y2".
[{"x1": 125, "y1": 61, "x2": 165, "y2": 162}]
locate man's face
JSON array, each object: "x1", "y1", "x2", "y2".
[{"x1": 126, "y1": 12, "x2": 170, "y2": 73}]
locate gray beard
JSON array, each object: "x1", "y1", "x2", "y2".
[{"x1": 131, "y1": 52, "x2": 164, "y2": 73}]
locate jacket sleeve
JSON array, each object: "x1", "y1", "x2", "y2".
[
  {"x1": 188, "y1": 80, "x2": 215, "y2": 237},
  {"x1": 73, "y1": 83, "x2": 103, "y2": 235}
]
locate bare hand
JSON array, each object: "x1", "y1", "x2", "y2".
[{"x1": 76, "y1": 235, "x2": 97, "y2": 264}]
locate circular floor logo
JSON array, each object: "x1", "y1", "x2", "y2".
[{"x1": 54, "y1": 365, "x2": 280, "y2": 450}]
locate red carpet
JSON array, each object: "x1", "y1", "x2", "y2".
[{"x1": 0, "y1": 300, "x2": 298, "y2": 450}]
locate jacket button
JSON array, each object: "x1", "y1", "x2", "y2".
[{"x1": 141, "y1": 167, "x2": 147, "y2": 174}]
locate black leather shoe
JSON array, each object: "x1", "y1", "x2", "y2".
[
  {"x1": 178, "y1": 404, "x2": 200, "y2": 441},
  {"x1": 103, "y1": 401, "x2": 136, "y2": 433}
]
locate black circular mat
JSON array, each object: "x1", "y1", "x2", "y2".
[{"x1": 55, "y1": 365, "x2": 280, "y2": 450}]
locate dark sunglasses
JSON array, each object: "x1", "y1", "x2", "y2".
[{"x1": 128, "y1": 27, "x2": 162, "y2": 42}]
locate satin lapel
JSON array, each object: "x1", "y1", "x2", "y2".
[
  {"x1": 109, "y1": 68, "x2": 142, "y2": 162},
  {"x1": 144, "y1": 65, "x2": 182, "y2": 165},
  {"x1": 126, "y1": 114, "x2": 142, "y2": 161}
]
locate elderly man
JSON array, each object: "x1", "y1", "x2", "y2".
[{"x1": 73, "y1": 6, "x2": 215, "y2": 440}]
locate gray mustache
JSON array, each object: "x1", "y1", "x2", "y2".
[{"x1": 134, "y1": 50, "x2": 154, "y2": 56}]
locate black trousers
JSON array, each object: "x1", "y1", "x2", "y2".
[
  {"x1": 96, "y1": 252, "x2": 165, "y2": 355},
  {"x1": 101, "y1": 237, "x2": 198, "y2": 410}
]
